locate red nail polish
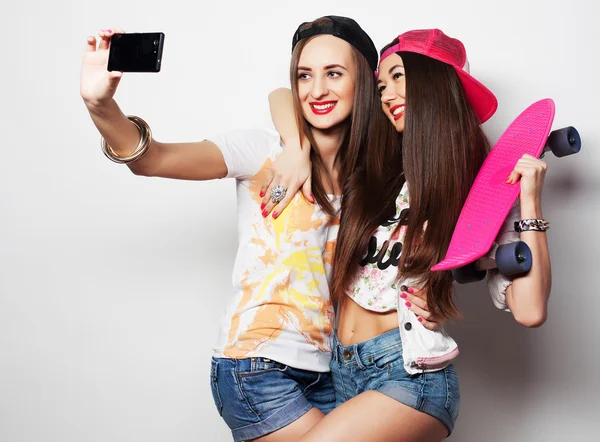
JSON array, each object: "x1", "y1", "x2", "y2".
[
  {"x1": 272, "y1": 212, "x2": 278, "y2": 219},
  {"x1": 400, "y1": 293, "x2": 407, "y2": 299},
  {"x1": 262, "y1": 210, "x2": 267, "y2": 217},
  {"x1": 260, "y1": 203, "x2": 265, "y2": 210},
  {"x1": 407, "y1": 287, "x2": 414, "y2": 294},
  {"x1": 405, "y1": 301, "x2": 412, "y2": 308},
  {"x1": 260, "y1": 191, "x2": 265, "y2": 198},
  {"x1": 418, "y1": 317, "x2": 423, "y2": 322}
]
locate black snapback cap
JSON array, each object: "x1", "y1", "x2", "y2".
[{"x1": 291, "y1": 15, "x2": 378, "y2": 72}]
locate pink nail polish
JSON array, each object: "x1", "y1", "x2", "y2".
[
  {"x1": 272, "y1": 212, "x2": 278, "y2": 219},
  {"x1": 262, "y1": 210, "x2": 267, "y2": 217},
  {"x1": 405, "y1": 301, "x2": 412, "y2": 308},
  {"x1": 260, "y1": 203, "x2": 266, "y2": 210},
  {"x1": 407, "y1": 287, "x2": 414, "y2": 294},
  {"x1": 418, "y1": 317, "x2": 423, "y2": 322},
  {"x1": 310, "y1": 194, "x2": 315, "y2": 202},
  {"x1": 400, "y1": 293, "x2": 407, "y2": 299},
  {"x1": 106, "y1": 29, "x2": 112, "y2": 33},
  {"x1": 260, "y1": 191, "x2": 265, "y2": 198}
]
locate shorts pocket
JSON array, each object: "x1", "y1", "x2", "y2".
[
  {"x1": 444, "y1": 364, "x2": 461, "y2": 422},
  {"x1": 236, "y1": 360, "x2": 298, "y2": 418},
  {"x1": 210, "y1": 358, "x2": 223, "y2": 416},
  {"x1": 237, "y1": 357, "x2": 289, "y2": 378},
  {"x1": 371, "y1": 346, "x2": 403, "y2": 373}
]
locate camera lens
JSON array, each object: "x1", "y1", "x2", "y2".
[{"x1": 154, "y1": 40, "x2": 159, "y2": 46}]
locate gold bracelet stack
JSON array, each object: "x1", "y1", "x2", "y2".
[{"x1": 101, "y1": 115, "x2": 152, "y2": 164}]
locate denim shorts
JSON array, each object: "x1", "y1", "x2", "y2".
[
  {"x1": 210, "y1": 357, "x2": 335, "y2": 442},
  {"x1": 331, "y1": 328, "x2": 460, "y2": 435}
]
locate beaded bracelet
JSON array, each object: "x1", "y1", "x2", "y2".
[{"x1": 514, "y1": 219, "x2": 550, "y2": 233}]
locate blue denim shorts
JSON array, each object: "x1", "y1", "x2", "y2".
[
  {"x1": 331, "y1": 328, "x2": 460, "y2": 435},
  {"x1": 210, "y1": 357, "x2": 335, "y2": 442}
]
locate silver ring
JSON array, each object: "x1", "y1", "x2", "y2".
[{"x1": 270, "y1": 184, "x2": 287, "y2": 204}]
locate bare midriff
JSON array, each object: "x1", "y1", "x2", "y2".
[{"x1": 336, "y1": 297, "x2": 399, "y2": 345}]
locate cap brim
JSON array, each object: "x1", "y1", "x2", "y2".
[{"x1": 455, "y1": 68, "x2": 498, "y2": 123}]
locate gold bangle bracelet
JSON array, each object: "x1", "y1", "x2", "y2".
[{"x1": 101, "y1": 116, "x2": 152, "y2": 164}]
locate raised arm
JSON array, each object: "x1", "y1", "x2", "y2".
[
  {"x1": 498, "y1": 154, "x2": 552, "y2": 327},
  {"x1": 259, "y1": 88, "x2": 313, "y2": 218},
  {"x1": 488, "y1": 155, "x2": 552, "y2": 327},
  {"x1": 81, "y1": 29, "x2": 227, "y2": 181}
]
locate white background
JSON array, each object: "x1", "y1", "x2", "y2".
[{"x1": 1, "y1": 0, "x2": 599, "y2": 441}]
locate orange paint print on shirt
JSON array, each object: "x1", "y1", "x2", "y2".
[
  {"x1": 224, "y1": 160, "x2": 336, "y2": 359},
  {"x1": 209, "y1": 129, "x2": 338, "y2": 372}
]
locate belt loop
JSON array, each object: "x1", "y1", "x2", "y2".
[{"x1": 353, "y1": 343, "x2": 366, "y2": 370}]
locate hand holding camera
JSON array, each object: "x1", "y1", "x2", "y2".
[{"x1": 80, "y1": 29, "x2": 164, "y2": 109}]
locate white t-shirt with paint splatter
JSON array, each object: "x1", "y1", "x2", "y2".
[{"x1": 207, "y1": 129, "x2": 339, "y2": 372}]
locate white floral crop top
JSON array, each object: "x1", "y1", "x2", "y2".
[{"x1": 347, "y1": 183, "x2": 413, "y2": 312}]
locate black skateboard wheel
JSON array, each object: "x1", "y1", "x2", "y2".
[
  {"x1": 547, "y1": 126, "x2": 581, "y2": 158},
  {"x1": 496, "y1": 241, "x2": 532, "y2": 276},
  {"x1": 452, "y1": 262, "x2": 487, "y2": 284}
]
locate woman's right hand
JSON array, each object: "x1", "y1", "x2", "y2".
[{"x1": 80, "y1": 29, "x2": 125, "y2": 108}]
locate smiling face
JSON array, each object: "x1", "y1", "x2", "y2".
[
  {"x1": 377, "y1": 53, "x2": 406, "y2": 133},
  {"x1": 296, "y1": 35, "x2": 356, "y2": 131}
]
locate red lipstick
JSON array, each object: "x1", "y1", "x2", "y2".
[
  {"x1": 310, "y1": 100, "x2": 337, "y2": 115},
  {"x1": 390, "y1": 104, "x2": 405, "y2": 121}
]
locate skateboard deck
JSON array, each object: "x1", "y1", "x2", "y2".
[{"x1": 432, "y1": 98, "x2": 555, "y2": 271}]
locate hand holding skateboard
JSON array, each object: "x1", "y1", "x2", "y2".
[{"x1": 432, "y1": 99, "x2": 581, "y2": 283}]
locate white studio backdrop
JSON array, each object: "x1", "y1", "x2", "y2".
[{"x1": 1, "y1": 0, "x2": 598, "y2": 441}]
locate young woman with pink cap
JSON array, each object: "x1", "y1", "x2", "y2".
[{"x1": 266, "y1": 29, "x2": 551, "y2": 441}]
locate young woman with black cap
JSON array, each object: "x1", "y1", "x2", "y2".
[
  {"x1": 80, "y1": 16, "x2": 383, "y2": 442},
  {"x1": 266, "y1": 29, "x2": 551, "y2": 441}
]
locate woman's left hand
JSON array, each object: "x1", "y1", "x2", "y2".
[
  {"x1": 505, "y1": 154, "x2": 548, "y2": 203},
  {"x1": 259, "y1": 142, "x2": 313, "y2": 218},
  {"x1": 400, "y1": 286, "x2": 445, "y2": 331}
]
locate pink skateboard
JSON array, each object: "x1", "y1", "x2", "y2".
[{"x1": 431, "y1": 98, "x2": 581, "y2": 283}]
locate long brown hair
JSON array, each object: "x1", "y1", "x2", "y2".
[
  {"x1": 289, "y1": 17, "x2": 379, "y2": 216},
  {"x1": 331, "y1": 41, "x2": 491, "y2": 319}
]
